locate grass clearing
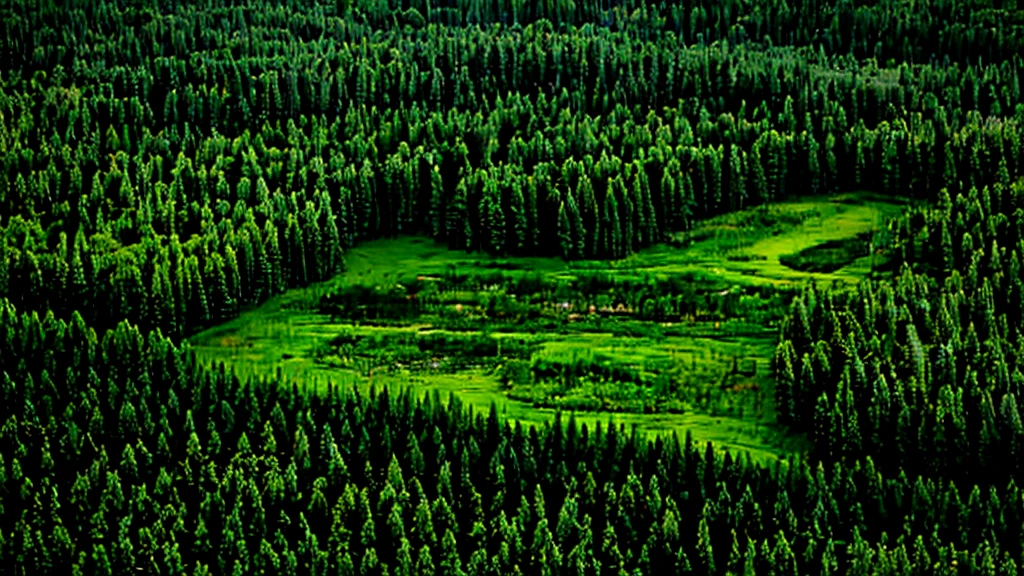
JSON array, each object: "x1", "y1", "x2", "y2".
[{"x1": 191, "y1": 192, "x2": 904, "y2": 463}]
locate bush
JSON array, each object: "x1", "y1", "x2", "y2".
[{"x1": 499, "y1": 359, "x2": 532, "y2": 389}]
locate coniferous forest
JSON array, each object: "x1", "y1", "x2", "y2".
[{"x1": 2, "y1": 0, "x2": 1024, "y2": 573}]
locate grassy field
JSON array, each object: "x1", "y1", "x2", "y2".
[
  {"x1": 617, "y1": 191, "x2": 904, "y2": 284},
  {"x1": 190, "y1": 192, "x2": 906, "y2": 463}
]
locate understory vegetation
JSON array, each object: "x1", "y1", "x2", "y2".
[
  {"x1": 2, "y1": 0, "x2": 1024, "y2": 574},
  {"x1": 314, "y1": 265, "x2": 780, "y2": 416},
  {"x1": 309, "y1": 196, "x2": 891, "y2": 417},
  {"x1": 314, "y1": 241, "x2": 789, "y2": 416}
]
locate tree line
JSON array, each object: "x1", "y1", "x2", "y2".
[
  {"x1": 0, "y1": 0, "x2": 1022, "y2": 340},
  {"x1": 4, "y1": 297, "x2": 1024, "y2": 574}
]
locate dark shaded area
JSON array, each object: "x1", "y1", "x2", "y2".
[{"x1": 779, "y1": 232, "x2": 872, "y2": 273}]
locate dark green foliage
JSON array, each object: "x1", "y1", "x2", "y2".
[
  {"x1": 777, "y1": 178, "x2": 1024, "y2": 485},
  {"x1": 2, "y1": 0, "x2": 1024, "y2": 573},
  {"x1": 778, "y1": 233, "x2": 873, "y2": 274},
  {"x1": 2, "y1": 0, "x2": 1022, "y2": 342},
  {"x1": 5, "y1": 297, "x2": 1024, "y2": 573}
]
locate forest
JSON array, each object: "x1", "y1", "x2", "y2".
[{"x1": 2, "y1": 0, "x2": 1024, "y2": 573}]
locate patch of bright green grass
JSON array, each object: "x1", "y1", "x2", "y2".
[
  {"x1": 638, "y1": 191, "x2": 908, "y2": 285},
  {"x1": 191, "y1": 192, "x2": 899, "y2": 464}
]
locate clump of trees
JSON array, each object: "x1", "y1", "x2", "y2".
[
  {"x1": 320, "y1": 268, "x2": 792, "y2": 326},
  {"x1": 776, "y1": 177, "x2": 1024, "y2": 486}
]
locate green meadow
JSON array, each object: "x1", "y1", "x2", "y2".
[{"x1": 190, "y1": 192, "x2": 906, "y2": 463}]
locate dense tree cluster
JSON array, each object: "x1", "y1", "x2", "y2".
[
  {"x1": 775, "y1": 177, "x2": 1024, "y2": 485},
  {"x1": 6, "y1": 298, "x2": 1024, "y2": 575},
  {"x1": 3, "y1": 0, "x2": 1024, "y2": 573},
  {"x1": 1, "y1": 0, "x2": 1022, "y2": 340}
]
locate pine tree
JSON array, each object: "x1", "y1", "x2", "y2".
[
  {"x1": 439, "y1": 529, "x2": 465, "y2": 576},
  {"x1": 602, "y1": 186, "x2": 623, "y2": 258},
  {"x1": 696, "y1": 515, "x2": 716, "y2": 575},
  {"x1": 565, "y1": 194, "x2": 585, "y2": 259},
  {"x1": 483, "y1": 187, "x2": 506, "y2": 256},
  {"x1": 510, "y1": 181, "x2": 528, "y2": 252},
  {"x1": 557, "y1": 202, "x2": 574, "y2": 260},
  {"x1": 415, "y1": 545, "x2": 435, "y2": 576},
  {"x1": 771, "y1": 531, "x2": 799, "y2": 576},
  {"x1": 448, "y1": 180, "x2": 471, "y2": 251}
]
